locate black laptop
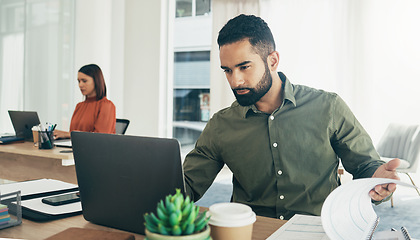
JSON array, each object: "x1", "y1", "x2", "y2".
[
  {"x1": 8, "y1": 110, "x2": 41, "y2": 141},
  {"x1": 71, "y1": 131, "x2": 185, "y2": 234}
]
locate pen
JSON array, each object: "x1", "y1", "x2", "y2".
[{"x1": 51, "y1": 124, "x2": 57, "y2": 131}]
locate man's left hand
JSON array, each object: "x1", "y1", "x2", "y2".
[{"x1": 369, "y1": 158, "x2": 400, "y2": 201}]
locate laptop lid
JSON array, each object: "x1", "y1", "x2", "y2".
[
  {"x1": 71, "y1": 131, "x2": 186, "y2": 234},
  {"x1": 8, "y1": 110, "x2": 41, "y2": 141}
]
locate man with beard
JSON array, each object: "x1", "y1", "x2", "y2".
[{"x1": 183, "y1": 14, "x2": 400, "y2": 220}]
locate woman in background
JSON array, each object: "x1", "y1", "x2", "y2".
[{"x1": 54, "y1": 64, "x2": 116, "y2": 139}]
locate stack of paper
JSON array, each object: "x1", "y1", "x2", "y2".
[
  {"x1": 267, "y1": 178, "x2": 418, "y2": 240},
  {"x1": 321, "y1": 178, "x2": 414, "y2": 240},
  {"x1": 0, "y1": 204, "x2": 11, "y2": 226}
]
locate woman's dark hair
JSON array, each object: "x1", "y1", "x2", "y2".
[
  {"x1": 78, "y1": 64, "x2": 106, "y2": 100},
  {"x1": 217, "y1": 14, "x2": 276, "y2": 61}
]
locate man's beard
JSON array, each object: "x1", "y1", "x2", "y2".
[{"x1": 232, "y1": 65, "x2": 273, "y2": 106}]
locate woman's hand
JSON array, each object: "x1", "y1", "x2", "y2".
[{"x1": 53, "y1": 130, "x2": 71, "y2": 139}]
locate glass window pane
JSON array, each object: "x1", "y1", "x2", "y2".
[
  {"x1": 176, "y1": 0, "x2": 192, "y2": 18},
  {"x1": 0, "y1": 0, "x2": 25, "y2": 132},
  {"x1": 174, "y1": 51, "x2": 210, "y2": 88},
  {"x1": 173, "y1": 88, "x2": 209, "y2": 157},
  {"x1": 173, "y1": 51, "x2": 210, "y2": 157},
  {"x1": 24, "y1": 0, "x2": 75, "y2": 129},
  {"x1": 173, "y1": 89, "x2": 209, "y2": 122},
  {"x1": 196, "y1": 0, "x2": 211, "y2": 16}
]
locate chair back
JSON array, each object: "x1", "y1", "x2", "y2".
[
  {"x1": 116, "y1": 118, "x2": 130, "y2": 135},
  {"x1": 376, "y1": 123, "x2": 420, "y2": 173}
]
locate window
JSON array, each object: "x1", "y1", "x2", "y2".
[
  {"x1": 173, "y1": 51, "x2": 210, "y2": 157},
  {"x1": 0, "y1": 0, "x2": 25, "y2": 132},
  {"x1": 0, "y1": 0, "x2": 75, "y2": 133},
  {"x1": 176, "y1": 0, "x2": 211, "y2": 18},
  {"x1": 173, "y1": 4, "x2": 211, "y2": 158}
]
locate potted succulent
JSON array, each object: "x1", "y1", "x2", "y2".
[{"x1": 144, "y1": 189, "x2": 211, "y2": 240}]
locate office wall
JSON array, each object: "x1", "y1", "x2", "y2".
[
  {"x1": 74, "y1": 0, "x2": 120, "y2": 122},
  {"x1": 75, "y1": 0, "x2": 171, "y2": 137},
  {"x1": 261, "y1": 0, "x2": 420, "y2": 143},
  {"x1": 123, "y1": 0, "x2": 171, "y2": 137}
]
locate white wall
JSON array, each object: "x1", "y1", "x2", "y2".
[
  {"x1": 174, "y1": 16, "x2": 212, "y2": 51},
  {"x1": 123, "y1": 0, "x2": 171, "y2": 137},
  {"x1": 261, "y1": 0, "x2": 420, "y2": 144},
  {"x1": 74, "y1": 0, "x2": 112, "y2": 106},
  {"x1": 74, "y1": 0, "x2": 171, "y2": 137}
]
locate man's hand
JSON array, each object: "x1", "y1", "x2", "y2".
[{"x1": 369, "y1": 158, "x2": 400, "y2": 201}]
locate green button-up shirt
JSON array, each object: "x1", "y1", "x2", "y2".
[{"x1": 183, "y1": 72, "x2": 384, "y2": 220}]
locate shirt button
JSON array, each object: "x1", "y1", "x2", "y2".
[
  {"x1": 279, "y1": 195, "x2": 285, "y2": 200},
  {"x1": 279, "y1": 215, "x2": 284, "y2": 220},
  {"x1": 270, "y1": 116, "x2": 274, "y2": 120},
  {"x1": 273, "y1": 142, "x2": 278, "y2": 148},
  {"x1": 277, "y1": 170, "x2": 283, "y2": 175}
]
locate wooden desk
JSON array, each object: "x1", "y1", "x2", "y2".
[
  {"x1": 0, "y1": 142, "x2": 76, "y2": 184},
  {"x1": 0, "y1": 214, "x2": 285, "y2": 240}
]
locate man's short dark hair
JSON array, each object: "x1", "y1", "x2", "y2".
[{"x1": 217, "y1": 14, "x2": 276, "y2": 60}]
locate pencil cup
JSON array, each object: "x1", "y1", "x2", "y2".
[
  {"x1": 38, "y1": 130, "x2": 54, "y2": 149},
  {"x1": 207, "y1": 203, "x2": 256, "y2": 240}
]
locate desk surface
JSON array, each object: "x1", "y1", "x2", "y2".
[
  {"x1": 0, "y1": 143, "x2": 286, "y2": 238},
  {"x1": 0, "y1": 141, "x2": 73, "y2": 160},
  {"x1": 0, "y1": 214, "x2": 285, "y2": 240},
  {"x1": 0, "y1": 141, "x2": 77, "y2": 184}
]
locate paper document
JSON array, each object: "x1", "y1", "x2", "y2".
[
  {"x1": 0, "y1": 179, "x2": 77, "y2": 198},
  {"x1": 54, "y1": 139, "x2": 72, "y2": 148},
  {"x1": 321, "y1": 178, "x2": 416, "y2": 240},
  {"x1": 266, "y1": 214, "x2": 329, "y2": 240},
  {"x1": 267, "y1": 178, "x2": 417, "y2": 240},
  {"x1": 0, "y1": 179, "x2": 81, "y2": 216}
]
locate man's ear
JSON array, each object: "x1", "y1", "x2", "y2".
[{"x1": 267, "y1": 51, "x2": 280, "y2": 71}]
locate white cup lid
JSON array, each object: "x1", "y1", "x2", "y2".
[{"x1": 207, "y1": 202, "x2": 256, "y2": 227}]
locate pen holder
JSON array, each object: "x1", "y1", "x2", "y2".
[{"x1": 38, "y1": 130, "x2": 54, "y2": 149}]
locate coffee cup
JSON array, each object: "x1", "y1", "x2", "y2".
[
  {"x1": 207, "y1": 202, "x2": 256, "y2": 240},
  {"x1": 32, "y1": 130, "x2": 39, "y2": 146}
]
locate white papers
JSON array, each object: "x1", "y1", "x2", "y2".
[
  {"x1": 374, "y1": 229, "x2": 407, "y2": 240},
  {"x1": 0, "y1": 238, "x2": 25, "y2": 240},
  {"x1": 54, "y1": 139, "x2": 72, "y2": 148},
  {"x1": 266, "y1": 214, "x2": 330, "y2": 240},
  {"x1": 0, "y1": 179, "x2": 77, "y2": 197},
  {"x1": 0, "y1": 179, "x2": 81, "y2": 215},
  {"x1": 267, "y1": 178, "x2": 417, "y2": 240},
  {"x1": 321, "y1": 178, "x2": 416, "y2": 240}
]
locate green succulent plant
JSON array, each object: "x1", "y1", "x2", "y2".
[{"x1": 144, "y1": 189, "x2": 210, "y2": 236}]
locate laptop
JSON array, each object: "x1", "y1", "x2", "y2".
[
  {"x1": 71, "y1": 131, "x2": 185, "y2": 234},
  {"x1": 8, "y1": 110, "x2": 41, "y2": 141},
  {"x1": 54, "y1": 139, "x2": 72, "y2": 148}
]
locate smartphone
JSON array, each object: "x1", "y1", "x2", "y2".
[{"x1": 41, "y1": 192, "x2": 80, "y2": 206}]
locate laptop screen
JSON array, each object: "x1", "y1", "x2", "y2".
[
  {"x1": 71, "y1": 131, "x2": 185, "y2": 234},
  {"x1": 8, "y1": 110, "x2": 41, "y2": 141}
]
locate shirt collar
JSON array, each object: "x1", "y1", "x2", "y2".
[{"x1": 238, "y1": 72, "x2": 297, "y2": 118}]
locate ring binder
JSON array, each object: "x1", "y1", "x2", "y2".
[
  {"x1": 401, "y1": 226, "x2": 412, "y2": 240},
  {"x1": 367, "y1": 216, "x2": 380, "y2": 240}
]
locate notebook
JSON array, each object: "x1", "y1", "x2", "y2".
[
  {"x1": 70, "y1": 131, "x2": 186, "y2": 235},
  {"x1": 8, "y1": 110, "x2": 41, "y2": 141}
]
